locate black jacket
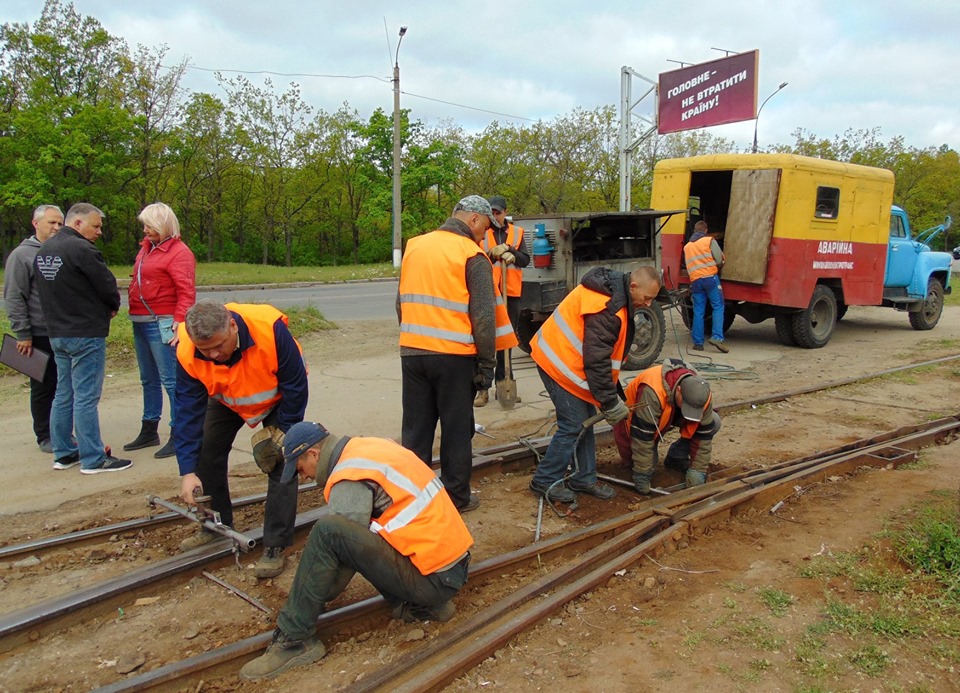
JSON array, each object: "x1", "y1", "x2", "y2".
[
  {"x1": 35, "y1": 226, "x2": 120, "y2": 338},
  {"x1": 581, "y1": 267, "x2": 636, "y2": 410}
]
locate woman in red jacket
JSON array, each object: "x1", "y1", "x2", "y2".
[{"x1": 124, "y1": 203, "x2": 197, "y2": 458}]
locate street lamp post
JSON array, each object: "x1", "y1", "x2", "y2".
[
  {"x1": 752, "y1": 81, "x2": 788, "y2": 154},
  {"x1": 391, "y1": 26, "x2": 407, "y2": 268}
]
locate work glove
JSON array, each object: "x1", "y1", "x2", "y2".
[
  {"x1": 488, "y1": 243, "x2": 510, "y2": 260},
  {"x1": 501, "y1": 251, "x2": 516, "y2": 265},
  {"x1": 251, "y1": 426, "x2": 285, "y2": 474},
  {"x1": 602, "y1": 400, "x2": 630, "y2": 426},
  {"x1": 473, "y1": 367, "x2": 494, "y2": 392},
  {"x1": 685, "y1": 468, "x2": 707, "y2": 487}
]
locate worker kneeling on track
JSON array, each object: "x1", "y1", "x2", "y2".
[
  {"x1": 615, "y1": 359, "x2": 720, "y2": 492},
  {"x1": 240, "y1": 421, "x2": 474, "y2": 681}
]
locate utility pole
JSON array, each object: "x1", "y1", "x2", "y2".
[{"x1": 391, "y1": 26, "x2": 407, "y2": 268}]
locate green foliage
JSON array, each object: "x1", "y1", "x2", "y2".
[
  {"x1": 884, "y1": 496, "x2": 960, "y2": 596},
  {"x1": 757, "y1": 587, "x2": 795, "y2": 616}
]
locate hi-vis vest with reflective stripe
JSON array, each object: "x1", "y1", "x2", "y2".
[
  {"x1": 624, "y1": 365, "x2": 702, "y2": 440},
  {"x1": 177, "y1": 303, "x2": 300, "y2": 427},
  {"x1": 530, "y1": 285, "x2": 628, "y2": 405},
  {"x1": 324, "y1": 437, "x2": 474, "y2": 576},
  {"x1": 399, "y1": 230, "x2": 516, "y2": 353},
  {"x1": 683, "y1": 236, "x2": 721, "y2": 282},
  {"x1": 482, "y1": 223, "x2": 525, "y2": 297}
]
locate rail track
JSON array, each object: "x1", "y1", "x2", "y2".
[
  {"x1": 0, "y1": 354, "x2": 957, "y2": 690},
  {"x1": 88, "y1": 414, "x2": 958, "y2": 692}
]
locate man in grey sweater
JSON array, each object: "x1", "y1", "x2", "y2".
[
  {"x1": 396, "y1": 195, "x2": 498, "y2": 513},
  {"x1": 3, "y1": 205, "x2": 64, "y2": 453}
]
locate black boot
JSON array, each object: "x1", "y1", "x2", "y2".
[
  {"x1": 124, "y1": 420, "x2": 160, "y2": 451},
  {"x1": 154, "y1": 438, "x2": 176, "y2": 459}
]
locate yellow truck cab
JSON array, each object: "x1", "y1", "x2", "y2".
[{"x1": 654, "y1": 153, "x2": 952, "y2": 348}]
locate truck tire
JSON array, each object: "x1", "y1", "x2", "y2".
[
  {"x1": 908, "y1": 278, "x2": 944, "y2": 331},
  {"x1": 774, "y1": 315, "x2": 797, "y2": 346},
  {"x1": 790, "y1": 285, "x2": 836, "y2": 348},
  {"x1": 623, "y1": 303, "x2": 666, "y2": 371}
]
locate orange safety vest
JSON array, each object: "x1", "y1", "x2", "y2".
[
  {"x1": 325, "y1": 437, "x2": 474, "y2": 575},
  {"x1": 624, "y1": 365, "x2": 704, "y2": 440},
  {"x1": 176, "y1": 303, "x2": 302, "y2": 426},
  {"x1": 492, "y1": 270, "x2": 520, "y2": 351},
  {"x1": 482, "y1": 223, "x2": 525, "y2": 298},
  {"x1": 399, "y1": 230, "x2": 516, "y2": 353},
  {"x1": 530, "y1": 285, "x2": 629, "y2": 405},
  {"x1": 683, "y1": 236, "x2": 722, "y2": 282}
]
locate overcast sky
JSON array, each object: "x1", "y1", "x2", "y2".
[{"x1": 4, "y1": 0, "x2": 958, "y2": 151}]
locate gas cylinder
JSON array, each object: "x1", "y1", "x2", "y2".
[{"x1": 532, "y1": 224, "x2": 553, "y2": 268}]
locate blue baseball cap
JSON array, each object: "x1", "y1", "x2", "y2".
[{"x1": 280, "y1": 421, "x2": 329, "y2": 483}]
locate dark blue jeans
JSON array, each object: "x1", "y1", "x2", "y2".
[
  {"x1": 277, "y1": 514, "x2": 469, "y2": 640},
  {"x1": 691, "y1": 274, "x2": 725, "y2": 345},
  {"x1": 531, "y1": 367, "x2": 598, "y2": 489},
  {"x1": 132, "y1": 320, "x2": 178, "y2": 426}
]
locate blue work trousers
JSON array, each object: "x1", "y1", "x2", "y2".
[
  {"x1": 531, "y1": 366, "x2": 598, "y2": 489},
  {"x1": 691, "y1": 274, "x2": 725, "y2": 345}
]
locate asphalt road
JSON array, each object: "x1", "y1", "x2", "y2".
[
  {"x1": 191, "y1": 280, "x2": 399, "y2": 321},
  {"x1": 0, "y1": 280, "x2": 400, "y2": 323}
]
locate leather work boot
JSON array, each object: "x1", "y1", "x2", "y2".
[
  {"x1": 254, "y1": 546, "x2": 286, "y2": 579},
  {"x1": 179, "y1": 529, "x2": 221, "y2": 552},
  {"x1": 391, "y1": 600, "x2": 456, "y2": 623},
  {"x1": 473, "y1": 389, "x2": 489, "y2": 407},
  {"x1": 239, "y1": 629, "x2": 326, "y2": 680},
  {"x1": 707, "y1": 338, "x2": 729, "y2": 353}
]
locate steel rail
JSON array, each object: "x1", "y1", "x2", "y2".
[
  {"x1": 90, "y1": 415, "x2": 960, "y2": 693},
  {"x1": 6, "y1": 354, "x2": 955, "y2": 563}
]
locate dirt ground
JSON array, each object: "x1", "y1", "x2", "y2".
[{"x1": 1, "y1": 304, "x2": 959, "y2": 692}]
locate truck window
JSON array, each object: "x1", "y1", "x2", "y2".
[
  {"x1": 814, "y1": 187, "x2": 839, "y2": 219},
  {"x1": 889, "y1": 213, "x2": 906, "y2": 238}
]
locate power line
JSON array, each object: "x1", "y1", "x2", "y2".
[
  {"x1": 170, "y1": 62, "x2": 537, "y2": 122},
  {"x1": 402, "y1": 91, "x2": 534, "y2": 122}
]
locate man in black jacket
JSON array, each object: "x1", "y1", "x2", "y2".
[{"x1": 35, "y1": 203, "x2": 131, "y2": 474}]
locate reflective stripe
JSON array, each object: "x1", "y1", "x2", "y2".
[
  {"x1": 537, "y1": 337, "x2": 590, "y2": 392},
  {"x1": 400, "y1": 323, "x2": 475, "y2": 344},
  {"x1": 336, "y1": 457, "x2": 442, "y2": 534},
  {"x1": 212, "y1": 387, "x2": 279, "y2": 407},
  {"x1": 371, "y1": 477, "x2": 444, "y2": 534},
  {"x1": 553, "y1": 313, "x2": 583, "y2": 353},
  {"x1": 399, "y1": 293, "x2": 469, "y2": 313},
  {"x1": 495, "y1": 323, "x2": 515, "y2": 338}
]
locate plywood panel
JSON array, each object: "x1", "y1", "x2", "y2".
[{"x1": 722, "y1": 169, "x2": 780, "y2": 284}]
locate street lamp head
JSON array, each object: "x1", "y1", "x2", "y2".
[
  {"x1": 399, "y1": 26, "x2": 407, "y2": 37},
  {"x1": 778, "y1": 81, "x2": 788, "y2": 90}
]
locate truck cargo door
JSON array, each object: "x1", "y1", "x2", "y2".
[{"x1": 722, "y1": 169, "x2": 780, "y2": 284}]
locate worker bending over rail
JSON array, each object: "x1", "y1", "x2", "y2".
[
  {"x1": 615, "y1": 359, "x2": 720, "y2": 492},
  {"x1": 240, "y1": 421, "x2": 474, "y2": 681},
  {"x1": 528, "y1": 265, "x2": 662, "y2": 503}
]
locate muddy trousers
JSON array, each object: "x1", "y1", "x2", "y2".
[
  {"x1": 278, "y1": 514, "x2": 469, "y2": 640},
  {"x1": 194, "y1": 399, "x2": 297, "y2": 548}
]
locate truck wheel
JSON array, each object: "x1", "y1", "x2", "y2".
[
  {"x1": 790, "y1": 285, "x2": 836, "y2": 348},
  {"x1": 908, "y1": 278, "x2": 944, "y2": 331},
  {"x1": 774, "y1": 315, "x2": 797, "y2": 346},
  {"x1": 623, "y1": 303, "x2": 666, "y2": 370}
]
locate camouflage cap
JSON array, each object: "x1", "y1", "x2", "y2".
[
  {"x1": 454, "y1": 194, "x2": 502, "y2": 229},
  {"x1": 678, "y1": 375, "x2": 711, "y2": 422}
]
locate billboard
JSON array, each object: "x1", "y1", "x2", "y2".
[{"x1": 658, "y1": 50, "x2": 759, "y2": 134}]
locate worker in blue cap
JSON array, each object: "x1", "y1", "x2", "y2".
[{"x1": 240, "y1": 421, "x2": 474, "y2": 681}]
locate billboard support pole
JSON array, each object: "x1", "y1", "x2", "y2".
[{"x1": 619, "y1": 67, "x2": 658, "y2": 212}]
